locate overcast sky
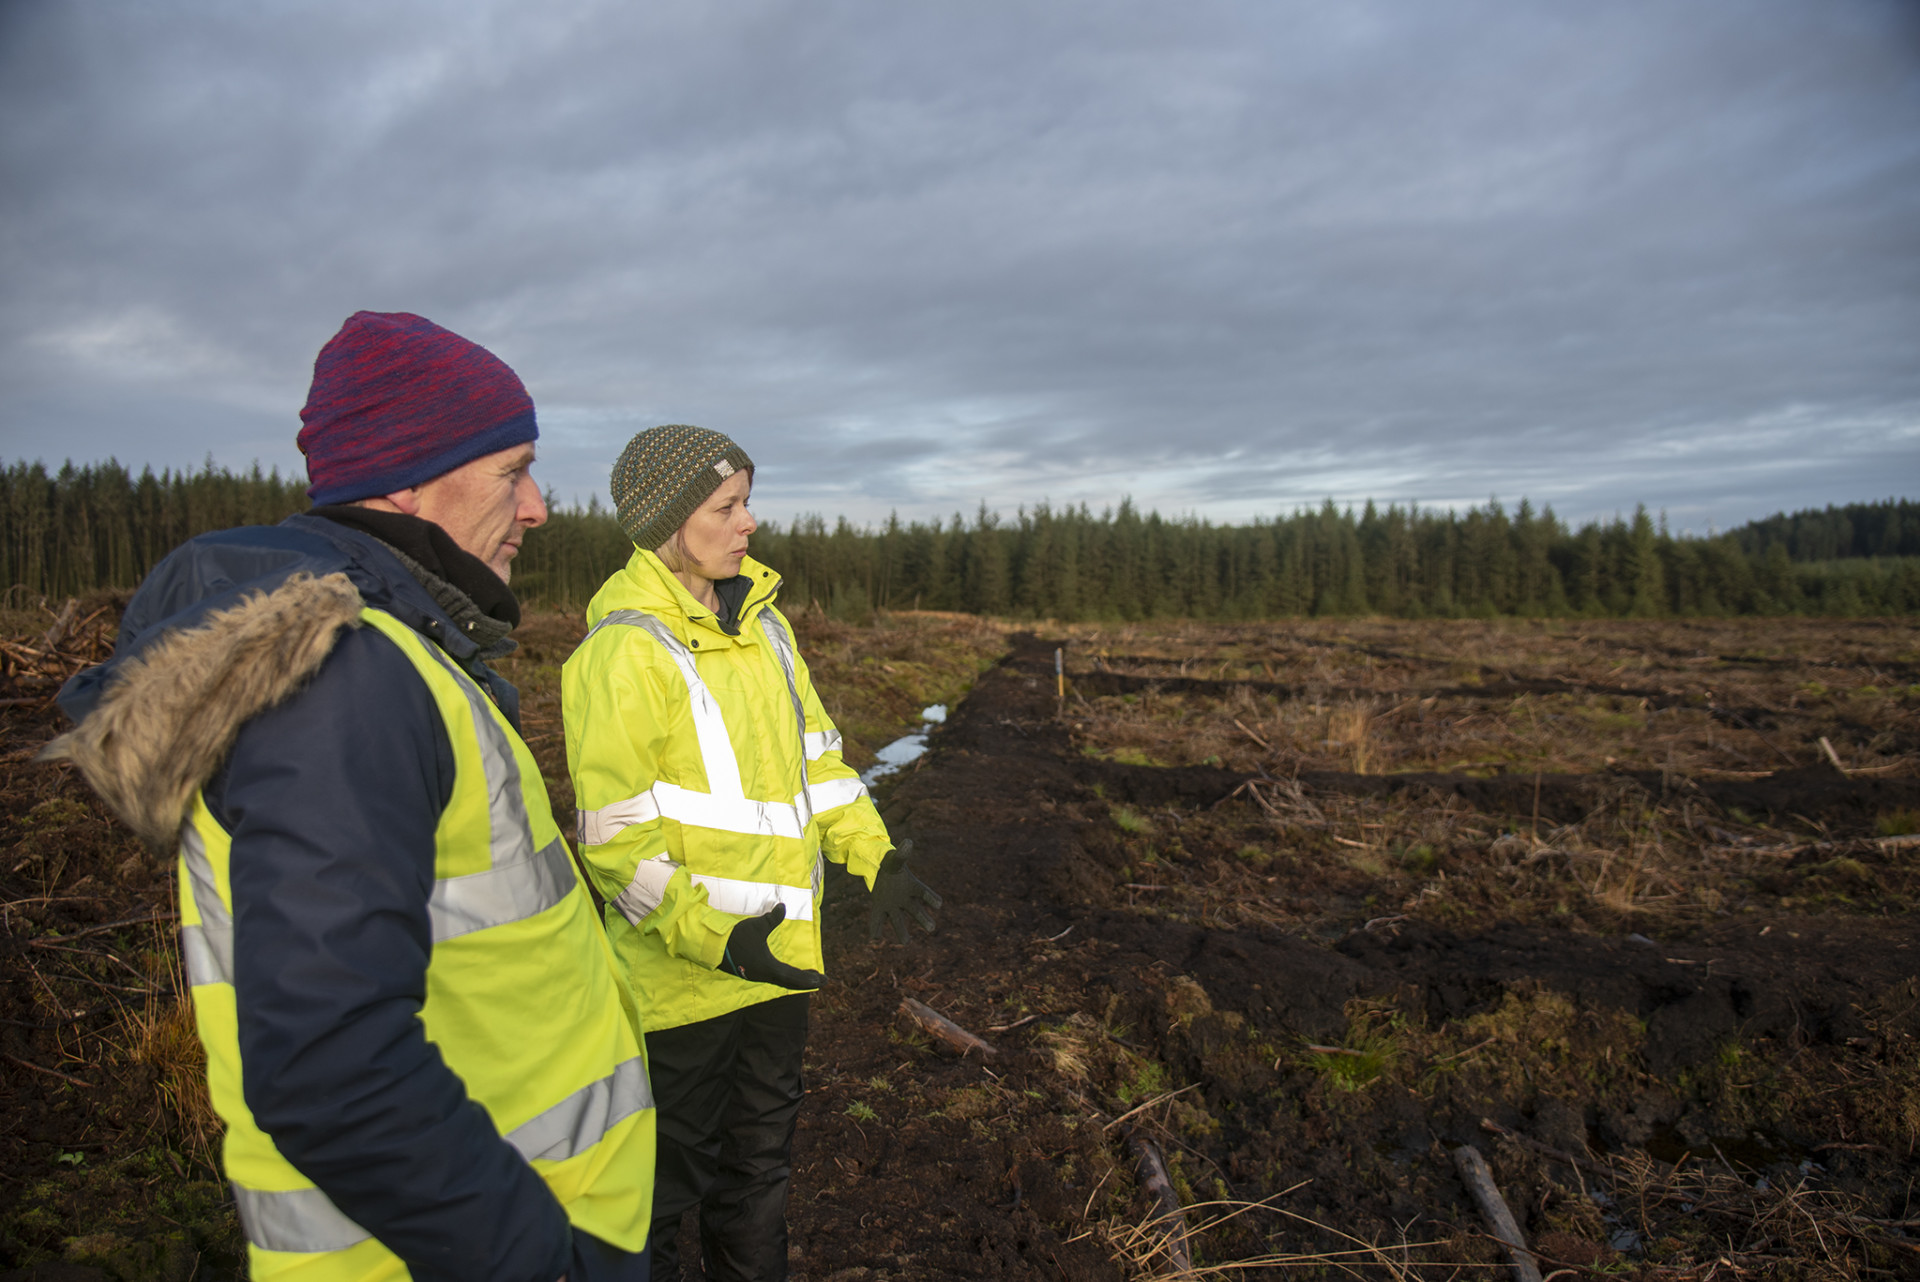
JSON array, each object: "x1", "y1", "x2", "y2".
[{"x1": 3, "y1": 1, "x2": 1917, "y2": 535}]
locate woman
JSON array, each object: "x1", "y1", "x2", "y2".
[{"x1": 562, "y1": 424, "x2": 939, "y2": 1281}]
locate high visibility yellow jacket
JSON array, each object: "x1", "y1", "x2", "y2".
[
  {"x1": 188, "y1": 607, "x2": 654, "y2": 1277},
  {"x1": 563, "y1": 549, "x2": 893, "y2": 1032}
]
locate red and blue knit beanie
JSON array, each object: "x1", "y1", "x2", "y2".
[{"x1": 298, "y1": 311, "x2": 539, "y2": 504}]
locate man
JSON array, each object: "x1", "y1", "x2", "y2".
[{"x1": 47, "y1": 312, "x2": 652, "y2": 1281}]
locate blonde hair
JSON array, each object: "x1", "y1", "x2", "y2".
[{"x1": 654, "y1": 529, "x2": 697, "y2": 576}]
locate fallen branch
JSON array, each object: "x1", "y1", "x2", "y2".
[
  {"x1": 1431, "y1": 1037, "x2": 1497, "y2": 1065},
  {"x1": 3, "y1": 1051, "x2": 89, "y2": 1089},
  {"x1": 1713, "y1": 833, "x2": 1920, "y2": 859},
  {"x1": 1226, "y1": 778, "x2": 1279, "y2": 818},
  {"x1": 25, "y1": 910, "x2": 178, "y2": 945},
  {"x1": 1709, "y1": 843, "x2": 1804, "y2": 858},
  {"x1": 1103, "y1": 1083, "x2": 1200, "y2": 1132},
  {"x1": 1452, "y1": 1144, "x2": 1543, "y2": 1282},
  {"x1": 899, "y1": 997, "x2": 999, "y2": 1059},
  {"x1": 40, "y1": 599, "x2": 78, "y2": 649},
  {"x1": 1231, "y1": 717, "x2": 1272, "y2": 751},
  {"x1": 0, "y1": 639, "x2": 57, "y2": 664},
  {"x1": 1819, "y1": 736, "x2": 1847, "y2": 773},
  {"x1": 1127, "y1": 1132, "x2": 1193, "y2": 1275},
  {"x1": 985, "y1": 1013, "x2": 1041, "y2": 1033}
]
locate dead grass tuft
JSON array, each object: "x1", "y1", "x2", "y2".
[
  {"x1": 1591, "y1": 1146, "x2": 1908, "y2": 1277},
  {"x1": 1040, "y1": 1013, "x2": 1096, "y2": 1083},
  {"x1": 1327, "y1": 701, "x2": 1373, "y2": 774},
  {"x1": 113, "y1": 953, "x2": 220, "y2": 1171},
  {"x1": 1099, "y1": 1188, "x2": 1450, "y2": 1280}
]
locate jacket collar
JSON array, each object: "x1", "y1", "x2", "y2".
[
  {"x1": 305, "y1": 505, "x2": 520, "y2": 635},
  {"x1": 279, "y1": 514, "x2": 493, "y2": 665},
  {"x1": 591, "y1": 548, "x2": 782, "y2": 648}
]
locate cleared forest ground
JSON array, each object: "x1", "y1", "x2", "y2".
[{"x1": 3, "y1": 609, "x2": 1918, "y2": 1279}]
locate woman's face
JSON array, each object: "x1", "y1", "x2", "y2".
[{"x1": 663, "y1": 469, "x2": 757, "y2": 581}]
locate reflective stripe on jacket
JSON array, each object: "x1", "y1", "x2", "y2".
[
  {"x1": 563, "y1": 550, "x2": 892, "y2": 1033},
  {"x1": 180, "y1": 606, "x2": 654, "y2": 1277}
]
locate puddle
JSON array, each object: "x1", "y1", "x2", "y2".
[{"x1": 860, "y1": 705, "x2": 947, "y2": 785}]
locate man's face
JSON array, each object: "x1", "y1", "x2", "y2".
[{"x1": 411, "y1": 444, "x2": 548, "y2": 583}]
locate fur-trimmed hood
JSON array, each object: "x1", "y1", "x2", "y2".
[
  {"x1": 41, "y1": 573, "x2": 363, "y2": 847},
  {"x1": 44, "y1": 514, "x2": 519, "y2": 849}
]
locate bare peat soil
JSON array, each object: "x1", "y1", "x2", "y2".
[
  {"x1": 5, "y1": 609, "x2": 1919, "y2": 1279},
  {"x1": 787, "y1": 629, "x2": 1920, "y2": 1280},
  {"x1": 1, "y1": 596, "x2": 238, "y2": 1281}
]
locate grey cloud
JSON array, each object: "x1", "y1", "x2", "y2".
[{"x1": 2, "y1": 0, "x2": 1916, "y2": 533}]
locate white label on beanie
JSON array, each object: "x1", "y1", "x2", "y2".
[{"x1": 714, "y1": 459, "x2": 735, "y2": 478}]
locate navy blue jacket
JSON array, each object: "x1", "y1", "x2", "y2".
[{"x1": 61, "y1": 515, "x2": 642, "y2": 1282}]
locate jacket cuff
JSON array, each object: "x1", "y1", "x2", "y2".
[{"x1": 848, "y1": 842, "x2": 892, "y2": 892}]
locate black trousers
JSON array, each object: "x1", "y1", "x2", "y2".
[
  {"x1": 644, "y1": 992, "x2": 809, "y2": 1281},
  {"x1": 572, "y1": 1226, "x2": 651, "y2": 1282}
]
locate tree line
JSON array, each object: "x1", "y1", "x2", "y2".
[
  {"x1": 1726, "y1": 497, "x2": 1918, "y2": 562},
  {"x1": 4, "y1": 459, "x2": 1915, "y2": 619},
  {"x1": 1, "y1": 459, "x2": 310, "y2": 602}
]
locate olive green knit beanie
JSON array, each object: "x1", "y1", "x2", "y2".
[{"x1": 610, "y1": 424, "x2": 756, "y2": 551}]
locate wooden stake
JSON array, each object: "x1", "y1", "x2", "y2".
[
  {"x1": 899, "y1": 997, "x2": 999, "y2": 1059},
  {"x1": 1127, "y1": 1132, "x2": 1193, "y2": 1275},
  {"x1": 1451, "y1": 1145, "x2": 1543, "y2": 1282}
]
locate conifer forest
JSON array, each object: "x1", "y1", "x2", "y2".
[{"x1": 2, "y1": 458, "x2": 1916, "y2": 619}]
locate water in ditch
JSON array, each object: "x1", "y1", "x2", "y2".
[{"x1": 859, "y1": 704, "x2": 947, "y2": 785}]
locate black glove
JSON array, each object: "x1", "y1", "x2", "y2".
[
  {"x1": 868, "y1": 841, "x2": 942, "y2": 944},
  {"x1": 721, "y1": 904, "x2": 824, "y2": 989}
]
